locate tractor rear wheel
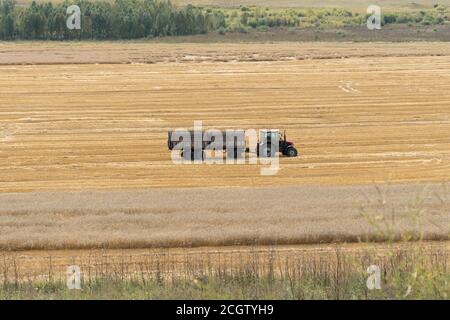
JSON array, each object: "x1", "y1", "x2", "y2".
[{"x1": 286, "y1": 147, "x2": 298, "y2": 157}]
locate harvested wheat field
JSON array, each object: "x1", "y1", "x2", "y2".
[
  {"x1": 0, "y1": 42, "x2": 449, "y2": 252},
  {"x1": 1, "y1": 42, "x2": 450, "y2": 192},
  {"x1": 0, "y1": 183, "x2": 448, "y2": 250}
]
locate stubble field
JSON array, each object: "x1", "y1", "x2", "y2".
[
  {"x1": 0, "y1": 41, "x2": 448, "y2": 259},
  {"x1": 1, "y1": 42, "x2": 450, "y2": 192}
]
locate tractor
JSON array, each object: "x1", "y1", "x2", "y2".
[
  {"x1": 256, "y1": 130, "x2": 298, "y2": 158},
  {"x1": 167, "y1": 129, "x2": 298, "y2": 161}
]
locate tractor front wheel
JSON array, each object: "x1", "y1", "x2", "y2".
[{"x1": 285, "y1": 147, "x2": 298, "y2": 157}]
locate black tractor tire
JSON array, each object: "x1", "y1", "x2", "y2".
[{"x1": 285, "y1": 147, "x2": 298, "y2": 157}]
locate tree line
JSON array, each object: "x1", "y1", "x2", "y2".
[
  {"x1": 0, "y1": 0, "x2": 226, "y2": 39},
  {"x1": 0, "y1": 0, "x2": 448, "y2": 40}
]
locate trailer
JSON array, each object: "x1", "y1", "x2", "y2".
[{"x1": 168, "y1": 129, "x2": 298, "y2": 161}]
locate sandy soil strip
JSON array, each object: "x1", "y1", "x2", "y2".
[{"x1": 1, "y1": 42, "x2": 450, "y2": 65}]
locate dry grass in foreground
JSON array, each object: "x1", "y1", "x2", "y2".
[{"x1": 0, "y1": 242, "x2": 448, "y2": 299}]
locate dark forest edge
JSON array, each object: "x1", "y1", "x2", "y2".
[{"x1": 0, "y1": 0, "x2": 450, "y2": 40}]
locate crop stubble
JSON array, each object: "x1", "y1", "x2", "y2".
[
  {"x1": 0, "y1": 43, "x2": 450, "y2": 191},
  {"x1": 0, "y1": 42, "x2": 449, "y2": 252}
]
